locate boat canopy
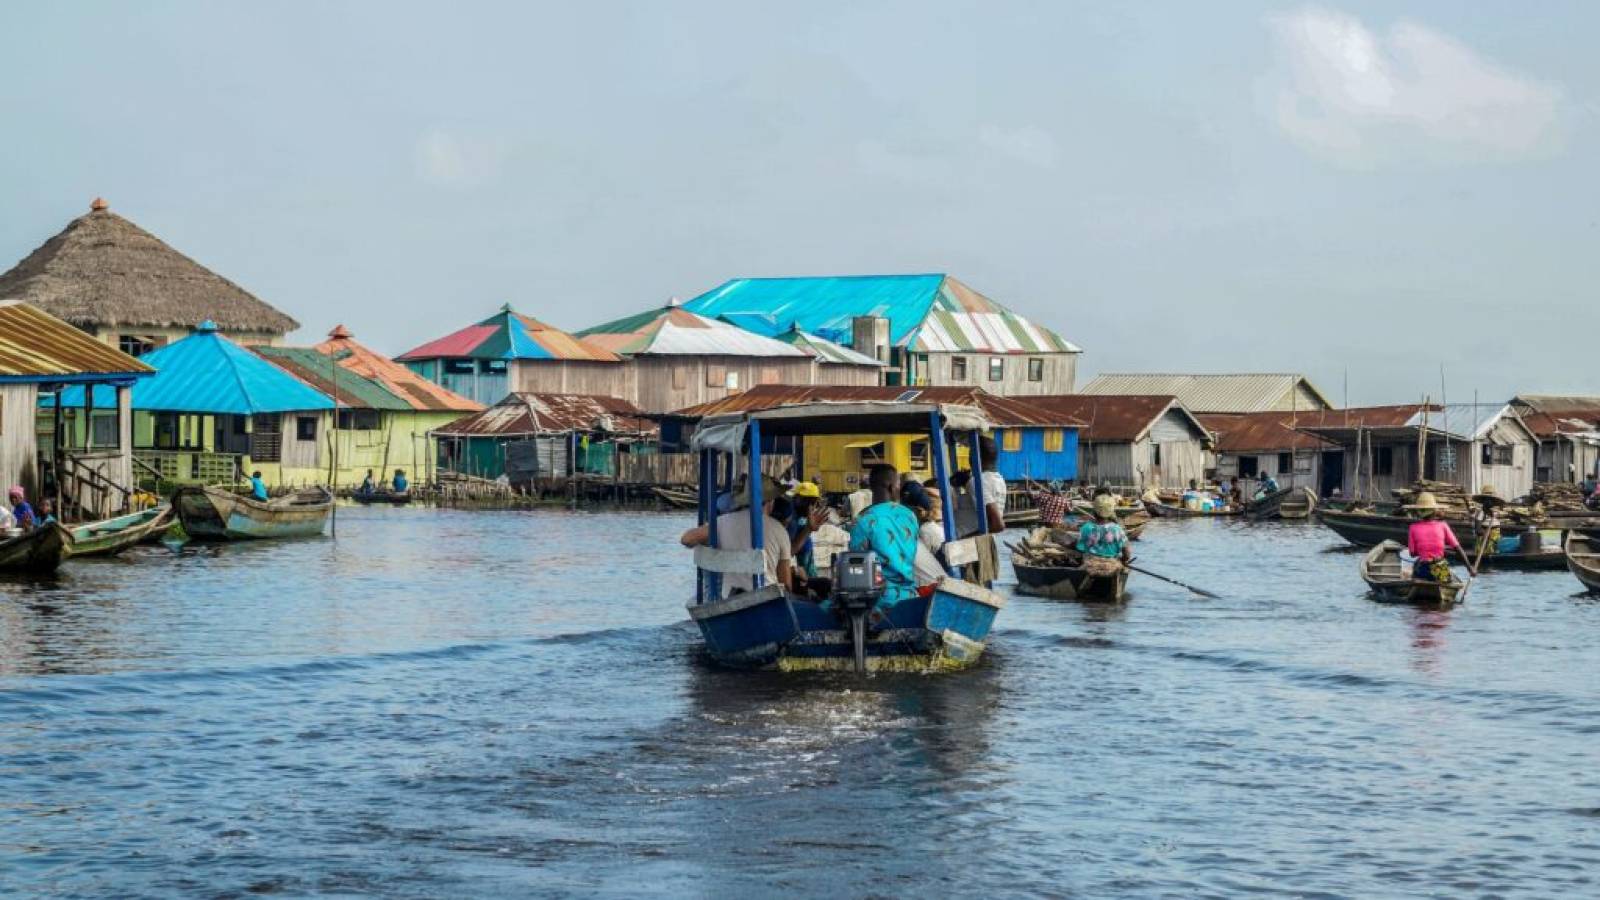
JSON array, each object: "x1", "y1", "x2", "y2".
[{"x1": 690, "y1": 400, "x2": 991, "y2": 454}]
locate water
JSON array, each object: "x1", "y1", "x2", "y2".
[{"x1": 2, "y1": 508, "x2": 1597, "y2": 898}]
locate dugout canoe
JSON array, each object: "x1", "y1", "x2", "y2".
[
  {"x1": 1013, "y1": 556, "x2": 1128, "y2": 601},
  {"x1": 1566, "y1": 532, "x2": 1600, "y2": 593},
  {"x1": 175, "y1": 486, "x2": 333, "y2": 541},
  {"x1": 0, "y1": 524, "x2": 69, "y2": 573},
  {"x1": 1144, "y1": 499, "x2": 1240, "y2": 519},
  {"x1": 652, "y1": 486, "x2": 698, "y2": 509},
  {"x1": 353, "y1": 488, "x2": 411, "y2": 506},
  {"x1": 1360, "y1": 540, "x2": 1462, "y2": 606},
  {"x1": 1248, "y1": 486, "x2": 1317, "y2": 520},
  {"x1": 63, "y1": 505, "x2": 174, "y2": 559}
]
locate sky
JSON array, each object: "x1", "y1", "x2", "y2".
[{"x1": 1, "y1": 2, "x2": 1595, "y2": 405}]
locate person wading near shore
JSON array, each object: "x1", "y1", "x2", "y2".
[
  {"x1": 1405, "y1": 492, "x2": 1476, "y2": 582},
  {"x1": 680, "y1": 475, "x2": 793, "y2": 596}
]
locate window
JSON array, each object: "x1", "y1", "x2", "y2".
[
  {"x1": 337, "y1": 409, "x2": 382, "y2": 430},
  {"x1": 1043, "y1": 428, "x2": 1064, "y2": 452},
  {"x1": 1028, "y1": 358, "x2": 1045, "y2": 382},
  {"x1": 445, "y1": 359, "x2": 475, "y2": 375},
  {"x1": 988, "y1": 357, "x2": 1004, "y2": 382},
  {"x1": 726, "y1": 370, "x2": 740, "y2": 390},
  {"x1": 706, "y1": 364, "x2": 726, "y2": 388},
  {"x1": 909, "y1": 440, "x2": 930, "y2": 470},
  {"x1": 951, "y1": 356, "x2": 968, "y2": 381},
  {"x1": 480, "y1": 359, "x2": 507, "y2": 374},
  {"x1": 1238, "y1": 455, "x2": 1259, "y2": 477},
  {"x1": 1002, "y1": 429, "x2": 1022, "y2": 452},
  {"x1": 296, "y1": 416, "x2": 319, "y2": 441},
  {"x1": 1481, "y1": 444, "x2": 1514, "y2": 466},
  {"x1": 119, "y1": 334, "x2": 158, "y2": 357},
  {"x1": 1375, "y1": 446, "x2": 1394, "y2": 476},
  {"x1": 672, "y1": 366, "x2": 686, "y2": 390},
  {"x1": 1277, "y1": 452, "x2": 1292, "y2": 473},
  {"x1": 91, "y1": 413, "x2": 118, "y2": 447},
  {"x1": 1153, "y1": 444, "x2": 1162, "y2": 466}
]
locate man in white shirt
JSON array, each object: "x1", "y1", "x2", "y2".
[
  {"x1": 680, "y1": 475, "x2": 793, "y2": 596},
  {"x1": 952, "y1": 435, "x2": 1007, "y2": 537}
]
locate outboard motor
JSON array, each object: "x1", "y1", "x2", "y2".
[{"x1": 831, "y1": 550, "x2": 885, "y2": 675}]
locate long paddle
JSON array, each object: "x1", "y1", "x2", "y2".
[
  {"x1": 1127, "y1": 563, "x2": 1222, "y2": 599},
  {"x1": 1457, "y1": 525, "x2": 1491, "y2": 603}
]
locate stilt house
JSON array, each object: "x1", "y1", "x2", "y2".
[{"x1": 397, "y1": 305, "x2": 622, "y2": 406}]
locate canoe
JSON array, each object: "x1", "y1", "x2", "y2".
[
  {"x1": 1144, "y1": 499, "x2": 1240, "y2": 519},
  {"x1": 63, "y1": 505, "x2": 174, "y2": 559},
  {"x1": 1248, "y1": 486, "x2": 1317, "y2": 520},
  {"x1": 175, "y1": 485, "x2": 333, "y2": 541},
  {"x1": 0, "y1": 524, "x2": 69, "y2": 573},
  {"x1": 353, "y1": 488, "x2": 411, "y2": 506},
  {"x1": 1360, "y1": 540, "x2": 1463, "y2": 606},
  {"x1": 1566, "y1": 532, "x2": 1600, "y2": 593},
  {"x1": 652, "y1": 486, "x2": 698, "y2": 509},
  {"x1": 1320, "y1": 509, "x2": 1477, "y2": 548},
  {"x1": 1013, "y1": 556, "x2": 1128, "y2": 601}
]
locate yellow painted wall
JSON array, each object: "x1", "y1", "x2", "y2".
[{"x1": 802, "y1": 434, "x2": 969, "y2": 493}]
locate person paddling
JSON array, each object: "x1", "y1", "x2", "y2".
[{"x1": 1405, "y1": 492, "x2": 1476, "y2": 582}]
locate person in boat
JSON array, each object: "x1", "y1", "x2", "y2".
[
  {"x1": 360, "y1": 469, "x2": 376, "y2": 493},
  {"x1": 899, "y1": 482, "x2": 948, "y2": 588},
  {"x1": 784, "y1": 482, "x2": 828, "y2": 583},
  {"x1": 35, "y1": 499, "x2": 55, "y2": 526},
  {"x1": 1076, "y1": 495, "x2": 1132, "y2": 567},
  {"x1": 1025, "y1": 477, "x2": 1073, "y2": 527},
  {"x1": 392, "y1": 469, "x2": 409, "y2": 493},
  {"x1": 248, "y1": 471, "x2": 269, "y2": 502},
  {"x1": 1405, "y1": 492, "x2": 1476, "y2": 582},
  {"x1": 953, "y1": 436, "x2": 1006, "y2": 537},
  {"x1": 7, "y1": 487, "x2": 36, "y2": 530},
  {"x1": 680, "y1": 475, "x2": 794, "y2": 596},
  {"x1": 1470, "y1": 486, "x2": 1505, "y2": 556},
  {"x1": 1255, "y1": 473, "x2": 1280, "y2": 499},
  {"x1": 850, "y1": 464, "x2": 921, "y2": 612}
]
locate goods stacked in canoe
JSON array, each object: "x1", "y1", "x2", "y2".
[{"x1": 1010, "y1": 526, "x2": 1129, "y2": 601}]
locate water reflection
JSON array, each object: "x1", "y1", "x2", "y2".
[{"x1": 1405, "y1": 608, "x2": 1454, "y2": 678}]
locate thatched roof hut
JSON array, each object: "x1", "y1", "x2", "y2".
[{"x1": 0, "y1": 199, "x2": 299, "y2": 338}]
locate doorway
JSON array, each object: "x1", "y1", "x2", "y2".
[{"x1": 1320, "y1": 451, "x2": 1344, "y2": 498}]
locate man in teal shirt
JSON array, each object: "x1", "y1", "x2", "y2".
[
  {"x1": 848, "y1": 464, "x2": 920, "y2": 614},
  {"x1": 249, "y1": 470, "x2": 269, "y2": 502}
]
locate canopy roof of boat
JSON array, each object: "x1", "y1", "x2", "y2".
[{"x1": 692, "y1": 400, "x2": 990, "y2": 454}]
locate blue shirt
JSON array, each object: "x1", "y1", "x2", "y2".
[
  {"x1": 848, "y1": 501, "x2": 919, "y2": 608},
  {"x1": 10, "y1": 500, "x2": 36, "y2": 529},
  {"x1": 787, "y1": 515, "x2": 816, "y2": 577},
  {"x1": 1077, "y1": 521, "x2": 1129, "y2": 558},
  {"x1": 249, "y1": 477, "x2": 269, "y2": 501},
  {"x1": 393, "y1": 474, "x2": 409, "y2": 492}
]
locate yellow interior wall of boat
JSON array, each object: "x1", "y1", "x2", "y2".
[{"x1": 802, "y1": 434, "x2": 970, "y2": 494}]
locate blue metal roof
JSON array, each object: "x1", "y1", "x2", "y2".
[
  {"x1": 57, "y1": 323, "x2": 334, "y2": 414},
  {"x1": 683, "y1": 274, "x2": 947, "y2": 346}
]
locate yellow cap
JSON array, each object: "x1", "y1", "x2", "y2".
[{"x1": 791, "y1": 481, "x2": 822, "y2": 499}]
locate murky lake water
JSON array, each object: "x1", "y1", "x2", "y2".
[{"x1": 2, "y1": 508, "x2": 1597, "y2": 897}]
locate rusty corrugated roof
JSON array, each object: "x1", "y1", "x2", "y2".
[
  {"x1": 1024, "y1": 395, "x2": 1204, "y2": 442},
  {"x1": 433, "y1": 392, "x2": 654, "y2": 437},
  {"x1": 1198, "y1": 412, "x2": 1337, "y2": 453},
  {"x1": 1519, "y1": 410, "x2": 1600, "y2": 439},
  {"x1": 315, "y1": 327, "x2": 483, "y2": 412},
  {"x1": 665, "y1": 385, "x2": 1086, "y2": 428},
  {"x1": 0, "y1": 301, "x2": 153, "y2": 379}
]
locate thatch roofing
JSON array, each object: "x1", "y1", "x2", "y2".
[{"x1": 0, "y1": 200, "x2": 299, "y2": 335}]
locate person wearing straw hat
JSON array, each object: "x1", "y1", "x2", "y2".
[
  {"x1": 1405, "y1": 492, "x2": 1476, "y2": 582},
  {"x1": 1469, "y1": 485, "x2": 1506, "y2": 555}
]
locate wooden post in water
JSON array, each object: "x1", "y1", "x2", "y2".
[{"x1": 330, "y1": 356, "x2": 339, "y2": 539}]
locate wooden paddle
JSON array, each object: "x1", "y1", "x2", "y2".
[
  {"x1": 1457, "y1": 527, "x2": 1491, "y2": 603},
  {"x1": 1127, "y1": 563, "x2": 1221, "y2": 599}
]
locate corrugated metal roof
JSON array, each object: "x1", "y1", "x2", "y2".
[
  {"x1": 1200, "y1": 406, "x2": 1428, "y2": 452},
  {"x1": 254, "y1": 346, "x2": 412, "y2": 411},
  {"x1": 397, "y1": 306, "x2": 620, "y2": 363},
  {"x1": 680, "y1": 274, "x2": 1080, "y2": 355},
  {"x1": 433, "y1": 392, "x2": 654, "y2": 437},
  {"x1": 769, "y1": 327, "x2": 885, "y2": 366},
  {"x1": 57, "y1": 323, "x2": 333, "y2": 414},
  {"x1": 315, "y1": 327, "x2": 482, "y2": 412},
  {"x1": 1518, "y1": 410, "x2": 1600, "y2": 439},
  {"x1": 1511, "y1": 394, "x2": 1600, "y2": 414},
  {"x1": 666, "y1": 385, "x2": 1085, "y2": 428},
  {"x1": 579, "y1": 305, "x2": 809, "y2": 358},
  {"x1": 0, "y1": 302, "x2": 153, "y2": 380},
  {"x1": 1079, "y1": 373, "x2": 1331, "y2": 413},
  {"x1": 1025, "y1": 395, "x2": 1205, "y2": 442},
  {"x1": 1403, "y1": 403, "x2": 1532, "y2": 442}
]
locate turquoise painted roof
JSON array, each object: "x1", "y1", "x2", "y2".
[
  {"x1": 57, "y1": 323, "x2": 334, "y2": 414},
  {"x1": 681, "y1": 274, "x2": 1080, "y2": 354}
]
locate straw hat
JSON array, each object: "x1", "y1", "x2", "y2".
[
  {"x1": 1093, "y1": 495, "x2": 1117, "y2": 519},
  {"x1": 1405, "y1": 491, "x2": 1440, "y2": 512},
  {"x1": 1471, "y1": 485, "x2": 1507, "y2": 507},
  {"x1": 736, "y1": 476, "x2": 785, "y2": 509}
]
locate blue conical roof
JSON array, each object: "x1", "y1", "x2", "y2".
[{"x1": 58, "y1": 329, "x2": 334, "y2": 414}]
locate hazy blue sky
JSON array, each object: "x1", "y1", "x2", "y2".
[{"x1": 2, "y1": 2, "x2": 1595, "y2": 404}]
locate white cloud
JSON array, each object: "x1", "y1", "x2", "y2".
[
  {"x1": 978, "y1": 123, "x2": 1059, "y2": 168},
  {"x1": 1265, "y1": 7, "x2": 1566, "y2": 165},
  {"x1": 414, "y1": 128, "x2": 507, "y2": 186}
]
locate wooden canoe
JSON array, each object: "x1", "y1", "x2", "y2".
[
  {"x1": 0, "y1": 524, "x2": 69, "y2": 573},
  {"x1": 175, "y1": 486, "x2": 333, "y2": 541},
  {"x1": 353, "y1": 488, "x2": 411, "y2": 506},
  {"x1": 64, "y1": 505, "x2": 175, "y2": 558},
  {"x1": 1566, "y1": 532, "x2": 1600, "y2": 593},
  {"x1": 1360, "y1": 540, "x2": 1463, "y2": 606},
  {"x1": 652, "y1": 486, "x2": 698, "y2": 509},
  {"x1": 1248, "y1": 486, "x2": 1317, "y2": 520},
  {"x1": 1144, "y1": 499, "x2": 1240, "y2": 519},
  {"x1": 1013, "y1": 556, "x2": 1129, "y2": 601}
]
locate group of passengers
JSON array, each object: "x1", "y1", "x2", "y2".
[
  {"x1": 0, "y1": 486, "x2": 54, "y2": 532},
  {"x1": 680, "y1": 436, "x2": 1011, "y2": 617}
]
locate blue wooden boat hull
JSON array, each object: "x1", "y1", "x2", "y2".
[{"x1": 687, "y1": 579, "x2": 1005, "y2": 673}]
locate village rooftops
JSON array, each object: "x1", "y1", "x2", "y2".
[
  {"x1": 577, "y1": 304, "x2": 810, "y2": 358},
  {"x1": 433, "y1": 393, "x2": 654, "y2": 438},
  {"x1": 396, "y1": 305, "x2": 619, "y2": 364},
  {"x1": 1200, "y1": 406, "x2": 1437, "y2": 453},
  {"x1": 681, "y1": 273, "x2": 1080, "y2": 356},
  {"x1": 1079, "y1": 373, "x2": 1331, "y2": 414},
  {"x1": 0, "y1": 199, "x2": 299, "y2": 336},
  {"x1": 0, "y1": 302, "x2": 153, "y2": 383},
  {"x1": 1021, "y1": 395, "x2": 1205, "y2": 443},
  {"x1": 315, "y1": 326, "x2": 482, "y2": 412},
  {"x1": 663, "y1": 385, "x2": 1086, "y2": 429},
  {"x1": 766, "y1": 325, "x2": 884, "y2": 367}
]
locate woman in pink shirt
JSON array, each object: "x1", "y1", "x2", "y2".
[{"x1": 1406, "y1": 492, "x2": 1476, "y2": 582}]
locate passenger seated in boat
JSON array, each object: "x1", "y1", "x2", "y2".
[
  {"x1": 392, "y1": 469, "x2": 409, "y2": 492},
  {"x1": 35, "y1": 499, "x2": 55, "y2": 526},
  {"x1": 850, "y1": 464, "x2": 920, "y2": 611},
  {"x1": 952, "y1": 436, "x2": 1006, "y2": 537},
  {"x1": 360, "y1": 470, "x2": 376, "y2": 493},
  {"x1": 680, "y1": 475, "x2": 793, "y2": 597},
  {"x1": 1076, "y1": 496, "x2": 1132, "y2": 568},
  {"x1": 248, "y1": 471, "x2": 269, "y2": 502},
  {"x1": 1255, "y1": 474, "x2": 1280, "y2": 499},
  {"x1": 8, "y1": 487, "x2": 37, "y2": 530},
  {"x1": 784, "y1": 482, "x2": 828, "y2": 586},
  {"x1": 1404, "y1": 492, "x2": 1475, "y2": 582},
  {"x1": 899, "y1": 482, "x2": 947, "y2": 589},
  {"x1": 1025, "y1": 478, "x2": 1073, "y2": 527}
]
